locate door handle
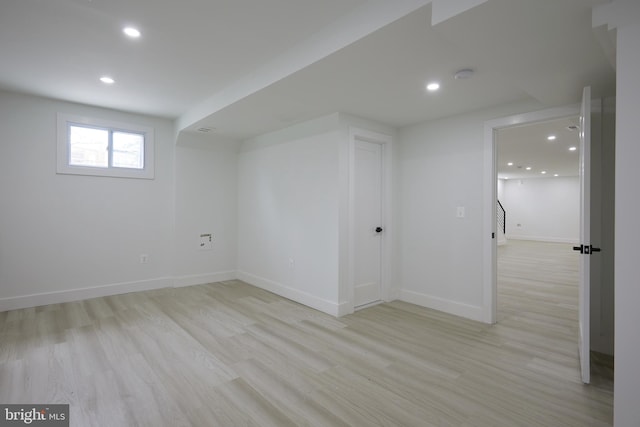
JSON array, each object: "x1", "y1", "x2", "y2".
[
  {"x1": 572, "y1": 244, "x2": 601, "y2": 254},
  {"x1": 375, "y1": 227, "x2": 383, "y2": 233}
]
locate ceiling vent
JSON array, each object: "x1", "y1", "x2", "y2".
[{"x1": 196, "y1": 127, "x2": 215, "y2": 133}]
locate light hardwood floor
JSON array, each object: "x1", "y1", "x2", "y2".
[{"x1": 0, "y1": 240, "x2": 612, "y2": 426}]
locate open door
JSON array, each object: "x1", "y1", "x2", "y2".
[{"x1": 574, "y1": 86, "x2": 593, "y2": 384}]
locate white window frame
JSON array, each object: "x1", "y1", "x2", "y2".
[{"x1": 56, "y1": 113, "x2": 155, "y2": 179}]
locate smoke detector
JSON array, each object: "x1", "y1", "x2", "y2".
[{"x1": 453, "y1": 68, "x2": 474, "y2": 79}]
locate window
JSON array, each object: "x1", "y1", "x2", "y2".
[{"x1": 57, "y1": 113, "x2": 154, "y2": 179}]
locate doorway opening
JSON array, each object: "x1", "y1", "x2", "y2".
[
  {"x1": 495, "y1": 117, "x2": 581, "y2": 323},
  {"x1": 484, "y1": 98, "x2": 616, "y2": 388},
  {"x1": 482, "y1": 105, "x2": 580, "y2": 324}
]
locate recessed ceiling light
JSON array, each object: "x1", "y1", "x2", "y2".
[
  {"x1": 507, "y1": 162, "x2": 513, "y2": 166},
  {"x1": 541, "y1": 171, "x2": 547, "y2": 174},
  {"x1": 569, "y1": 146, "x2": 577, "y2": 151},
  {"x1": 100, "y1": 76, "x2": 115, "y2": 84},
  {"x1": 426, "y1": 82, "x2": 440, "y2": 92},
  {"x1": 526, "y1": 166, "x2": 532, "y2": 170},
  {"x1": 554, "y1": 174, "x2": 559, "y2": 177},
  {"x1": 547, "y1": 135, "x2": 557, "y2": 141},
  {"x1": 123, "y1": 27, "x2": 141, "y2": 38}
]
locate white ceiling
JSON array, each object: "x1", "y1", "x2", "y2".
[
  {"x1": 0, "y1": 0, "x2": 367, "y2": 118},
  {"x1": 0, "y1": 0, "x2": 616, "y2": 141},
  {"x1": 497, "y1": 116, "x2": 581, "y2": 180}
]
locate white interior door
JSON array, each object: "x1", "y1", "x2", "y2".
[
  {"x1": 576, "y1": 86, "x2": 591, "y2": 384},
  {"x1": 353, "y1": 139, "x2": 383, "y2": 308}
]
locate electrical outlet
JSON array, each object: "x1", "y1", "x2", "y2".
[
  {"x1": 140, "y1": 254, "x2": 149, "y2": 264},
  {"x1": 456, "y1": 206, "x2": 465, "y2": 218},
  {"x1": 288, "y1": 258, "x2": 295, "y2": 270},
  {"x1": 199, "y1": 233, "x2": 213, "y2": 250}
]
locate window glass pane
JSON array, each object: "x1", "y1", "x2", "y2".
[
  {"x1": 69, "y1": 125, "x2": 108, "y2": 168},
  {"x1": 112, "y1": 131, "x2": 144, "y2": 169},
  {"x1": 58, "y1": 113, "x2": 154, "y2": 179}
]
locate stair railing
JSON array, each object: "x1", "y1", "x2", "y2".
[{"x1": 497, "y1": 200, "x2": 506, "y2": 235}]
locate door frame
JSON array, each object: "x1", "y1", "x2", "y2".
[
  {"x1": 347, "y1": 127, "x2": 394, "y2": 312},
  {"x1": 578, "y1": 86, "x2": 593, "y2": 384},
  {"x1": 482, "y1": 104, "x2": 580, "y2": 323}
]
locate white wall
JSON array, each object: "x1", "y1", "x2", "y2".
[
  {"x1": 236, "y1": 113, "x2": 395, "y2": 316},
  {"x1": 0, "y1": 91, "x2": 241, "y2": 311},
  {"x1": 497, "y1": 178, "x2": 505, "y2": 201},
  {"x1": 398, "y1": 100, "x2": 541, "y2": 321},
  {"x1": 174, "y1": 133, "x2": 238, "y2": 286},
  {"x1": 0, "y1": 91, "x2": 176, "y2": 310},
  {"x1": 236, "y1": 114, "x2": 343, "y2": 314},
  {"x1": 612, "y1": 3, "x2": 640, "y2": 424},
  {"x1": 502, "y1": 177, "x2": 579, "y2": 243},
  {"x1": 0, "y1": 91, "x2": 397, "y2": 316}
]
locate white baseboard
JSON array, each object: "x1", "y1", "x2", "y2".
[
  {"x1": 399, "y1": 289, "x2": 484, "y2": 322},
  {"x1": 336, "y1": 302, "x2": 354, "y2": 317},
  {"x1": 0, "y1": 271, "x2": 242, "y2": 312},
  {"x1": 0, "y1": 277, "x2": 174, "y2": 312},
  {"x1": 237, "y1": 271, "x2": 342, "y2": 317},
  {"x1": 2, "y1": 271, "x2": 352, "y2": 318},
  {"x1": 505, "y1": 235, "x2": 578, "y2": 244},
  {"x1": 173, "y1": 271, "x2": 237, "y2": 288}
]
